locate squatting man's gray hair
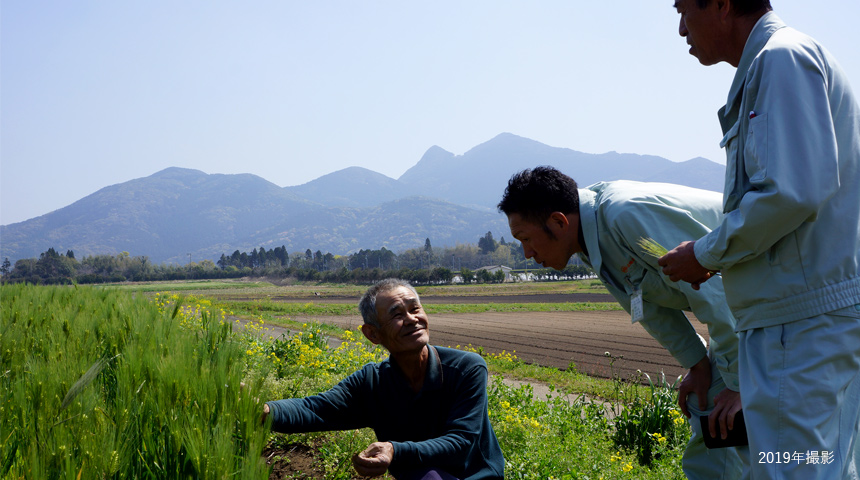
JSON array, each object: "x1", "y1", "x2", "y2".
[{"x1": 358, "y1": 278, "x2": 420, "y2": 327}]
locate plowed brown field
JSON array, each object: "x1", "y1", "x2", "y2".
[{"x1": 287, "y1": 292, "x2": 710, "y2": 382}]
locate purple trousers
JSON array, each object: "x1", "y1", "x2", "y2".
[{"x1": 396, "y1": 469, "x2": 460, "y2": 480}]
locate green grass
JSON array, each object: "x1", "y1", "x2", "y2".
[
  {"x1": 106, "y1": 279, "x2": 275, "y2": 292},
  {"x1": 257, "y1": 322, "x2": 688, "y2": 479},
  {"x1": 3, "y1": 282, "x2": 685, "y2": 479},
  {"x1": 0, "y1": 284, "x2": 270, "y2": 479},
  {"x1": 122, "y1": 279, "x2": 611, "y2": 301}
]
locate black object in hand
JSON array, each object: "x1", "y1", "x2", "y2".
[{"x1": 700, "y1": 410, "x2": 748, "y2": 449}]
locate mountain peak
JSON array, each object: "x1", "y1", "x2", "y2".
[
  {"x1": 149, "y1": 167, "x2": 208, "y2": 179},
  {"x1": 398, "y1": 145, "x2": 456, "y2": 183}
]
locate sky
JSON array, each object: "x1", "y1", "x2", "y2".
[{"x1": 2, "y1": 1, "x2": 859, "y2": 226}]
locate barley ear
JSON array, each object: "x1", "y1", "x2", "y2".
[
  {"x1": 60, "y1": 355, "x2": 119, "y2": 411},
  {"x1": 637, "y1": 237, "x2": 669, "y2": 258}
]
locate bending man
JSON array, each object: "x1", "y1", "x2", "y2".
[{"x1": 499, "y1": 167, "x2": 747, "y2": 480}]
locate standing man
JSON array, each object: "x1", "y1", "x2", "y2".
[
  {"x1": 499, "y1": 167, "x2": 747, "y2": 480},
  {"x1": 659, "y1": 1, "x2": 860, "y2": 479},
  {"x1": 263, "y1": 278, "x2": 505, "y2": 480}
]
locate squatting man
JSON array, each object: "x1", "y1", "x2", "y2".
[
  {"x1": 262, "y1": 278, "x2": 505, "y2": 480},
  {"x1": 499, "y1": 166, "x2": 747, "y2": 480}
]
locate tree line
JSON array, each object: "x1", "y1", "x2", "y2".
[{"x1": 0, "y1": 232, "x2": 594, "y2": 286}]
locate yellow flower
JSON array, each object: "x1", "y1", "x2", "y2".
[{"x1": 622, "y1": 462, "x2": 633, "y2": 472}]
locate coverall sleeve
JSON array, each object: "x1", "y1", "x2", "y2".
[
  {"x1": 611, "y1": 200, "x2": 740, "y2": 390},
  {"x1": 604, "y1": 278, "x2": 708, "y2": 372},
  {"x1": 695, "y1": 46, "x2": 839, "y2": 271},
  {"x1": 390, "y1": 363, "x2": 491, "y2": 469},
  {"x1": 638, "y1": 302, "x2": 709, "y2": 371}
]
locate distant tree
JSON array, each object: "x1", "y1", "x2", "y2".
[
  {"x1": 478, "y1": 231, "x2": 497, "y2": 254},
  {"x1": 460, "y1": 267, "x2": 475, "y2": 284},
  {"x1": 273, "y1": 245, "x2": 289, "y2": 266},
  {"x1": 1, "y1": 258, "x2": 10, "y2": 276},
  {"x1": 430, "y1": 267, "x2": 454, "y2": 284},
  {"x1": 66, "y1": 250, "x2": 75, "y2": 259},
  {"x1": 257, "y1": 247, "x2": 268, "y2": 267},
  {"x1": 424, "y1": 238, "x2": 432, "y2": 254}
]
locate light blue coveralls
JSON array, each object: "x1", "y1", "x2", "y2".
[
  {"x1": 577, "y1": 180, "x2": 747, "y2": 480},
  {"x1": 692, "y1": 12, "x2": 860, "y2": 480}
]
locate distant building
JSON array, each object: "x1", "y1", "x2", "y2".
[{"x1": 474, "y1": 265, "x2": 513, "y2": 282}]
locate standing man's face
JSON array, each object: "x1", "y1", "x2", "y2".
[{"x1": 675, "y1": 0, "x2": 728, "y2": 66}]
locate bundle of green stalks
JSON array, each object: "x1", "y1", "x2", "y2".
[{"x1": 637, "y1": 237, "x2": 669, "y2": 259}]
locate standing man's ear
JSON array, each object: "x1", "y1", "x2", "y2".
[{"x1": 361, "y1": 324, "x2": 381, "y2": 345}]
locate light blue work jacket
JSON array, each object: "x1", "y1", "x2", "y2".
[
  {"x1": 578, "y1": 181, "x2": 739, "y2": 390},
  {"x1": 693, "y1": 12, "x2": 860, "y2": 330}
]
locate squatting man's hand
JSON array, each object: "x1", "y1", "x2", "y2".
[
  {"x1": 260, "y1": 403, "x2": 395, "y2": 476},
  {"x1": 352, "y1": 442, "x2": 394, "y2": 477}
]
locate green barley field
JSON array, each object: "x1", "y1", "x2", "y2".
[{"x1": 1, "y1": 282, "x2": 687, "y2": 479}]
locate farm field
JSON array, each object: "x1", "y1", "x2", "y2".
[
  {"x1": 2, "y1": 280, "x2": 692, "y2": 479},
  {"x1": 294, "y1": 310, "x2": 707, "y2": 382},
  {"x1": 150, "y1": 278, "x2": 706, "y2": 382}
]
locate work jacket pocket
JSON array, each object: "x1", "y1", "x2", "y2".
[
  {"x1": 744, "y1": 114, "x2": 769, "y2": 183},
  {"x1": 720, "y1": 120, "x2": 743, "y2": 212}
]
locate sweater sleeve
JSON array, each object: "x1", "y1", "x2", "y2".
[
  {"x1": 389, "y1": 361, "x2": 490, "y2": 469},
  {"x1": 265, "y1": 365, "x2": 372, "y2": 433}
]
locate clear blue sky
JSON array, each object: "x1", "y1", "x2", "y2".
[{"x1": 2, "y1": 1, "x2": 858, "y2": 225}]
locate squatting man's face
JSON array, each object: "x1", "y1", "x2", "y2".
[{"x1": 361, "y1": 286, "x2": 430, "y2": 356}]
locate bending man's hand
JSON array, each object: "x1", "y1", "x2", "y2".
[
  {"x1": 708, "y1": 388, "x2": 743, "y2": 440},
  {"x1": 658, "y1": 241, "x2": 714, "y2": 290},
  {"x1": 352, "y1": 442, "x2": 394, "y2": 477},
  {"x1": 678, "y1": 356, "x2": 711, "y2": 419}
]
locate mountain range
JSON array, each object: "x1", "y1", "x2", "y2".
[{"x1": 0, "y1": 133, "x2": 725, "y2": 264}]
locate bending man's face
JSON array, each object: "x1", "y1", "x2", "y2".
[{"x1": 507, "y1": 213, "x2": 572, "y2": 271}]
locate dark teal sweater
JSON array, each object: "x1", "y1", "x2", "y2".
[{"x1": 266, "y1": 345, "x2": 504, "y2": 480}]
